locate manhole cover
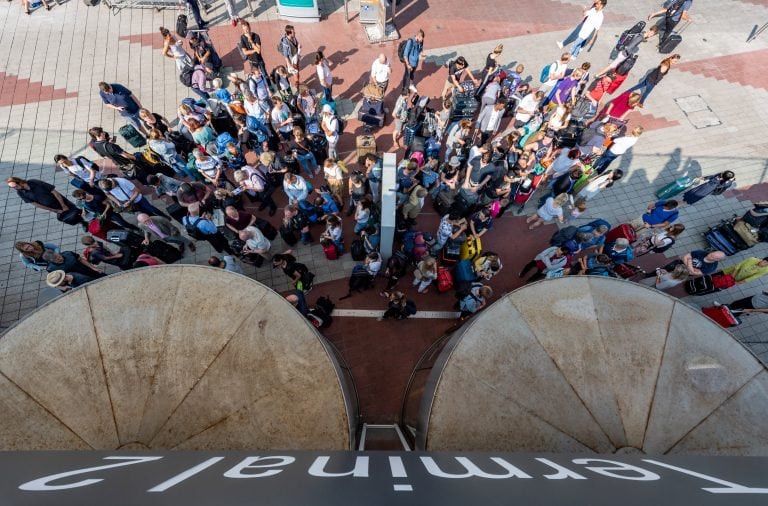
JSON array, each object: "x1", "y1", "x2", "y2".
[{"x1": 674, "y1": 95, "x2": 721, "y2": 129}]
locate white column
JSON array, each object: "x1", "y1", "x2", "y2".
[{"x1": 380, "y1": 152, "x2": 398, "y2": 261}]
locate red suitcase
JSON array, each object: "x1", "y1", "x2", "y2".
[
  {"x1": 437, "y1": 267, "x2": 454, "y2": 293},
  {"x1": 702, "y1": 305, "x2": 741, "y2": 328},
  {"x1": 605, "y1": 223, "x2": 637, "y2": 244},
  {"x1": 87, "y1": 218, "x2": 118, "y2": 240},
  {"x1": 322, "y1": 241, "x2": 339, "y2": 260}
]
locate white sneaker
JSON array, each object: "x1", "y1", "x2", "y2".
[{"x1": 556, "y1": 40, "x2": 564, "y2": 49}]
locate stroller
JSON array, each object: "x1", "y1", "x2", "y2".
[{"x1": 513, "y1": 172, "x2": 544, "y2": 214}]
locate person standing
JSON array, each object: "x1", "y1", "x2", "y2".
[
  {"x1": 370, "y1": 54, "x2": 392, "y2": 93},
  {"x1": 320, "y1": 104, "x2": 340, "y2": 160},
  {"x1": 54, "y1": 154, "x2": 101, "y2": 189},
  {"x1": 315, "y1": 51, "x2": 333, "y2": 102},
  {"x1": 540, "y1": 53, "x2": 571, "y2": 94},
  {"x1": 98, "y1": 82, "x2": 146, "y2": 136},
  {"x1": 184, "y1": 0, "x2": 207, "y2": 28},
  {"x1": 239, "y1": 20, "x2": 269, "y2": 83},
  {"x1": 475, "y1": 99, "x2": 506, "y2": 145},
  {"x1": 557, "y1": 0, "x2": 606, "y2": 58},
  {"x1": 137, "y1": 213, "x2": 196, "y2": 252},
  {"x1": 6, "y1": 177, "x2": 83, "y2": 224},
  {"x1": 591, "y1": 126, "x2": 644, "y2": 175},
  {"x1": 682, "y1": 171, "x2": 735, "y2": 205},
  {"x1": 98, "y1": 177, "x2": 169, "y2": 218},
  {"x1": 401, "y1": 30, "x2": 425, "y2": 92},
  {"x1": 624, "y1": 55, "x2": 680, "y2": 105},
  {"x1": 222, "y1": 0, "x2": 240, "y2": 26},
  {"x1": 278, "y1": 25, "x2": 302, "y2": 86},
  {"x1": 184, "y1": 204, "x2": 235, "y2": 255},
  {"x1": 648, "y1": 0, "x2": 693, "y2": 46}
]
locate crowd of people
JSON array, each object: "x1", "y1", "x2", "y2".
[{"x1": 7, "y1": 0, "x2": 767, "y2": 324}]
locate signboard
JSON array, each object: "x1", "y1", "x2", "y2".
[{"x1": 2, "y1": 451, "x2": 768, "y2": 505}]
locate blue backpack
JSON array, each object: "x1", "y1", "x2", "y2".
[
  {"x1": 216, "y1": 132, "x2": 236, "y2": 155},
  {"x1": 539, "y1": 63, "x2": 552, "y2": 83},
  {"x1": 298, "y1": 199, "x2": 320, "y2": 223},
  {"x1": 320, "y1": 193, "x2": 340, "y2": 215}
]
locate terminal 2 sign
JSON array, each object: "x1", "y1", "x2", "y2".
[{"x1": 2, "y1": 451, "x2": 768, "y2": 505}]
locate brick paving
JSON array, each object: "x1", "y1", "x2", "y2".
[{"x1": 0, "y1": 0, "x2": 767, "y2": 422}]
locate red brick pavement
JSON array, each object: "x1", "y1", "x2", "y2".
[
  {"x1": 0, "y1": 72, "x2": 78, "y2": 108},
  {"x1": 676, "y1": 48, "x2": 768, "y2": 91}
]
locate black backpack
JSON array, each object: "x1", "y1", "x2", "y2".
[
  {"x1": 179, "y1": 63, "x2": 194, "y2": 88},
  {"x1": 615, "y1": 54, "x2": 638, "y2": 76},
  {"x1": 176, "y1": 14, "x2": 188, "y2": 38},
  {"x1": 616, "y1": 21, "x2": 646, "y2": 53},
  {"x1": 550, "y1": 226, "x2": 578, "y2": 247},
  {"x1": 351, "y1": 239, "x2": 366, "y2": 261},
  {"x1": 397, "y1": 38, "x2": 411, "y2": 63}
]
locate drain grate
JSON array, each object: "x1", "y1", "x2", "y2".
[{"x1": 674, "y1": 95, "x2": 722, "y2": 129}]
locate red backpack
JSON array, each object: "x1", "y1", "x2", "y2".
[
  {"x1": 437, "y1": 267, "x2": 454, "y2": 293},
  {"x1": 712, "y1": 274, "x2": 736, "y2": 290},
  {"x1": 322, "y1": 241, "x2": 339, "y2": 261},
  {"x1": 412, "y1": 232, "x2": 428, "y2": 262}
]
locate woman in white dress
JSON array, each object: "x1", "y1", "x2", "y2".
[
  {"x1": 160, "y1": 27, "x2": 192, "y2": 71},
  {"x1": 577, "y1": 168, "x2": 623, "y2": 201}
]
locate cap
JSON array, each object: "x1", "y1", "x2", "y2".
[
  {"x1": 613, "y1": 238, "x2": 630, "y2": 250},
  {"x1": 322, "y1": 104, "x2": 333, "y2": 114},
  {"x1": 448, "y1": 156, "x2": 461, "y2": 168},
  {"x1": 46, "y1": 270, "x2": 67, "y2": 288}
]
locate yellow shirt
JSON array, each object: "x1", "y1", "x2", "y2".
[{"x1": 722, "y1": 257, "x2": 768, "y2": 283}]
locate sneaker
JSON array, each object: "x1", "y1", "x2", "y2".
[
  {"x1": 231, "y1": 19, "x2": 237, "y2": 27},
  {"x1": 556, "y1": 40, "x2": 564, "y2": 49},
  {"x1": 713, "y1": 300, "x2": 722, "y2": 307}
]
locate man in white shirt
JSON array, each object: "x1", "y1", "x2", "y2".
[
  {"x1": 370, "y1": 54, "x2": 392, "y2": 92},
  {"x1": 320, "y1": 104, "x2": 339, "y2": 159},
  {"x1": 540, "y1": 53, "x2": 571, "y2": 94},
  {"x1": 54, "y1": 154, "x2": 101, "y2": 188},
  {"x1": 593, "y1": 125, "x2": 643, "y2": 175},
  {"x1": 476, "y1": 100, "x2": 506, "y2": 145},
  {"x1": 514, "y1": 90, "x2": 544, "y2": 127},
  {"x1": 557, "y1": 0, "x2": 606, "y2": 58},
  {"x1": 98, "y1": 177, "x2": 168, "y2": 218}
]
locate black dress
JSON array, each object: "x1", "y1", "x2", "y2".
[{"x1": 683, "y1": 174, "x2": 733, "y2": 205}]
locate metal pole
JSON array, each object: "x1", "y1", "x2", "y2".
[
  {"x1": 379, "y1": 152, "x2": 397, "y2": 261},
  {"x1": 344, "y1": 0, "x2": 349, "y2": 23},
  {"x1": 391, "y1": 0, "x2": 397, "y2": 26}
]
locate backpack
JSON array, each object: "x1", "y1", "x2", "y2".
[
  {"x1": 712, "y1": 274, "x2": 736, "y2": 290},
  {"x1": 334, "y1": 114, "x2": 346, "y2": 135},
  {"x1": 404, "y1": 300, "x2": 417, "y2": 316},
  {"x1": 180, "y1": 63, "x2": 195, "y2": 88},
  {"x1": 397, "y1": 38, "x2": 411, "y2": 63},
  {"x1": 412, "y1": 232, "x2": 428, "y2": 262},
  {"x1": 351, "y1": 239, "x2": 366, "y2": 261},
  {"x1": 550, "y1": 226, "x2": 578, "y2": 246},
  {"x1": 307, "y1": 295, "x2": 334, "y2": 328},
  {"x1": 142, "y1": 145, "x2": 163, "y2": 165},
  {"x1": 184, "y1": 216, "x2": 205, "y2": 239},
  {"x1": 216, "y1": 132, "x2": 237, "y2": 155},
  {"x1": 615, "y1": 54, "x2": 638, "y2": 76},
  {"x1": 539, "y1": 62, "x2": 553, "y2": 83},
  {"x1": 437, "y1": 267, "x2": 454, "y2": 293},
  {"x1": 616, "y1": 21, "x2": 646, "y2": 53}
]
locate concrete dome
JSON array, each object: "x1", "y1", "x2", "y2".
[
  {"x1": 0, "y1": 266, "x2": 355, "y2": 450},
  {"x1": 418, "y1": 277, "x2": 768, "y2": 455}
]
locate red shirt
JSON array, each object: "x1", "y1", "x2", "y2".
[{"x1": 605, "y1": 91, "x2": 636, "y2": 119}]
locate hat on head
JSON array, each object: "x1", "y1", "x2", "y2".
[
  {"x1": 448, "y1": 156, "x2": 461, "y2": 168},
  {"x1": 322, "y1": 104, "x2": 333, "y2": 114},
  {"x1": 46, "y1": 270, "x2": 67, "y2": 288},
  {"x1": 613, "y1": 238, "x2": 630, "y2": 250}
]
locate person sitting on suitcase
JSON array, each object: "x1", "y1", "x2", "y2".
[
  {"x1": 98, "y1": 82, "x2": 146, "y2": 136},
  {"x1": 648, "y1": 0, "x2": 693, "y2": 47},
  {"x1": 137, "y1": 213, "x2": 196, "y2": 253},
  {"x1": 682, "y1": 250, "x2": 725, "y2": 278},
  {"x1": 721, "y1": 257, "x2": 768, "y2": 285}
]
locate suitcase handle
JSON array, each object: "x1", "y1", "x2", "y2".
[{"x1": 675, "y1": 20, "x2": 691, "y2": 35}]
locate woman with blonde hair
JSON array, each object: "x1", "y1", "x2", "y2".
[
  {"x1": 527, "y1": 192, "x2": 569, "y2": 229},
  {"x1": 634, "y1": 223, "x2": 685, "y2": 256},
  {"x1": 323, "y1": 158, "x2": 345, "y2": 206},
  {"x1": 413, "y1": 256, "x2": 438, "y2": 293}
]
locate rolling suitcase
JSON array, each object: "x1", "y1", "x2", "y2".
[
  {"x1": 554, "y1": 122, "x2": 583, "y2": 148},
  {"x1": 145, "y1": 240, "x2": 183, "y2": 264},
  {"x1": 57, "y1": 208, "x2": 82, "y2": 225},
  {"x1": 702, "y1": 305, "x2": 742, "y2": 328},
  {"x1": 453, "y1": 259, "x2": 476, "y2": 283},
  {"x1": 459, "y1": 237, "x2": 482, "y2": 261},
  {"x1": 440, "y1": 243, "x2": 461, "y2": 266},
  {"x1": 733, "y1": 220, "x2": 760, "y2": 247},
  {"x1": 322, "y1": 241, "x2": 339, "y2": 260},
  {"x1": 119, "y1": 124, "x2": 146, "y2": 148},
  {"x1": 358, "y1": 108, "x2": 385, "y2": 128},
  {"x1": 210, "y1": 111, "x2": 238, "y2": 138},
  {"x1": 685, "y1": 275, "x2": 716, "y2": 296},
  {"x1": 655, "y1": 176, "x2": 694, "y2": 199},
  {"x1": 107, "y1": 229, "x2": 144, "y2": 249},
  {"x1": 605, "y1": 223, "x2": 637, "y2": 244},
  {"x1": 433, "y1": 190, "x2": 455, "y2": 216},
  {"x1": 450, "y1": 95, "x2": 479, "y2": 121},
  {"x1": 718, "y1": 221, "x2": 750, "y2": 252},
  {"x1": 705, "y1": 227, "x2": 737, "y2": 256},
  {"x1": 167, "y1": 202, "x2": 187, "y2": 226},
  {"x1": 356, "y1": 135, "x2": 377, "y2": 164},
  {"x1": 659, "y1": 21, "x2": 689, "y2": 54},
  {"x1": 437, "y1": 266, "x2": 454, "y2": 292}
]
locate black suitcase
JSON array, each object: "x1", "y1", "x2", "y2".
[
  {"x1": 718, "y1": 221, "x2": 750, "y2": 251},
  {"x1": 280, "y1": 224, "x2": 298, "y2": 246},
  {"x1": 433, "y1": 190, "x2": 455, "y2": 216},
  {"x1": 361, "y1": 97, "x2": 384, "y2": 115},
  {"x1": 685, "y1": 275, "x2": 716, "y2": 296},
  {"x1": 555, "y1": 122, "x2": 583, "y2": 148},
  {"x1": 107, "y1": 229, "x2": 144, "y2": 249},
  {"x1": 145, "y1": 240, "x2": 183, "y2": 264},
  {"x1": 168, "y1": 131, "x2": 196, "y2": 157},
  {"x1": 409, "y1": 135, "x2": 426, "y2": 154},
  {"x1": 176, "y1": 14, "x2": 188, "y2": 37},
  {"x1": 308, "y1": 135, "x2": 328, "y2": 166},
  {"x1": 255, "y1": 217, "x2": 278, "y2": 241},
  {"x1": 659, "y1": 34, "x2": 682, "y2": 54},
  {"x1": 57, "y1": 208, "x2": 82, "y2": 225},
  {"x1": 358, "y1": 109, "x2": 385, "y2": 127},
  {"x1": 210, "y1": 112, "x2": 238, "y2": 138},
  {"x1": 119, "y1": 124, "x2": 146, "y2": 148},
  {"x1": 167, "y1": 202, "x2": 187, "y2": 225}
]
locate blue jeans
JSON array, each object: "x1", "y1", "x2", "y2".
[
  {"x1": 296, "y1": 152, "x2": 318, "y2": 177},
  {"x1": 625, "y1": 78, "x2": 656, "y2": 105},
  {"x1": 570, "y1": 37, "x2": 589, "y2": 57},
  {"x1": 593, "y1": 150, "x2": 618, "y2": 176},
  {"x1": 321, "y1": 85, "x2": 333, "y2": 102},
  {"x1": 134, "y1": 197, "x2": 170, "y2": 219}
]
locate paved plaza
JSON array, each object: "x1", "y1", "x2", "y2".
[{"x1": 0, "y1": 0, "x2": 767, "y2": 393}]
